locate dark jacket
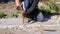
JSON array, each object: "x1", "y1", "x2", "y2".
[{"x1": 27, "y1": 0, "x2": 39, "y2": 13}]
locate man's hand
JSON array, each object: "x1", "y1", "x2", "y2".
[
  {"x1": 15, "y1": 0, "x2": 21, "y2": 10},
  {"x1": 16, "y1": 5, "x2": 21, "y2": 10},
  {"x1": 22, "y1": 11, "x2": 27, "y2": 18}
]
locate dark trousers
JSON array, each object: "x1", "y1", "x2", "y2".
[
  {"x1": 26, "y1": 8, "x2": 51, "y2": 20},
  {"x1": 26, "y1": 8, "x2": 40, "y2": 20}
]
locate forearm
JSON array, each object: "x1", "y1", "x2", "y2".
[
  {"x1": 15, "y1": 0, "x2": 20, "y2": 6},
  {"x1": 27, "y1": 0, "x2": 39, "y2": 13}
]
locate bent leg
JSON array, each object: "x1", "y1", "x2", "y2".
[{"x1": 21, "y1": 0, "x2": 29, "y2": 12}]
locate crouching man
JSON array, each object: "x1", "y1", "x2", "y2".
[{"x1": 15, "y1": 0, "x2": 44, "y2": 22}]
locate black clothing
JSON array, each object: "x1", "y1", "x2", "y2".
[
  {"x1": 27, "y1": 0, "x2": 39, "y2": 13},
  {"x1": 27, "y1": 8, "x2": 40, "y2": 20},
  {"x1": 20, "y1": 0, "x2": 39, "y2": 20}
]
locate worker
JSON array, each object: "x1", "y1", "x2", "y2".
[{"x1": 15, "y1": 0, "x2": 44, "y2": 21}]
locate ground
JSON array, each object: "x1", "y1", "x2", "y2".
[{"x1": 0, "y1": 14, "x2": 59, "y2": 34}]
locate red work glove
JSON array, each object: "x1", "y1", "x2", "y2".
[
  {"x1": 16, "y1": 6, "x2": 21, "y2": 10},
  {"x1": 22, "y1": 11, "x2": 27, "y2": 18}
]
